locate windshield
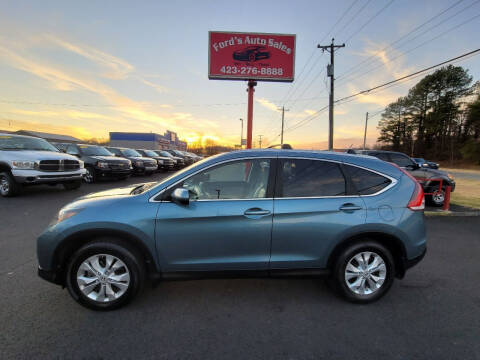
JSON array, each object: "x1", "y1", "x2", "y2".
[
  {"x1": 142, "y1": 150, "x2": 158, "y2": 157},
  {"x1": 79, "y1": 145, "x2": 113, "y2": 156},
  {"x1": 0, "y1": 135, "x2": 59, "y2": 151},
  {"x1": 158, "y1": 151, "x2": 173, "y2": 157},
  {"x1": 173, "y1": 150, "x2": 185, "y2": 156},
  {"x1": 121, "y1": 149, "x2": 142, "y2": 157}
]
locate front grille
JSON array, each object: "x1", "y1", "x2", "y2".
[
  {"x1": 109, "y1": 162, "x2": 130, "y2": 170},
  {"x1": 38, "y1": 160, "x2": 80, "y2": 172}
]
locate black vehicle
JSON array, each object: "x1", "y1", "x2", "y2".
[
  {"x1": 154, "y1": 150, "x2": 185, "y2": 169},
  {"x1": 106, "y1": 147, "x2": 158, "y2": 176},
  {"x1": 59, "y1": 143, "x2": 132, "y2": 183},
  {"x1": 413, "y1": 158, "x2": 439, "y2": 170},
  {"x1": 136, "y1": 149, "x2": 175, "y2": 171},
  {"x1": 165, "y1": 149, "x2": 194, "y2": 166},
  {"x1": 233, "y1": 46, "x2": 270, "y2": 62},
  {"x1": 347, "y1": 149, "x2": 455, "y2": 207}
]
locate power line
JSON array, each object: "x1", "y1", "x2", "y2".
[
  {"x1": 336, "y1": 0, "x2": 467, "y2": 81},
  {"x1": 335, "y1": 48, "x2": 480, "y2": 105},
  {"x1": 343, "y1": 0, "x2": 396, "y2": 43},
  {"x1": 336, "y1": 1, "x2": 480, "y2": 85},
  {"x1": 335, "y1": 0, "x2": 374, "y2": 39}
]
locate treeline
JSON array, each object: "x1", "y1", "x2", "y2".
[
  {"x1": 188, "y1": 139, "x2": 235, "y2": 156},
  {"x1": 377, "y1": 65, "x2": 480, "y2": 163}
]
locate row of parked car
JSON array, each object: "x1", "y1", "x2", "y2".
[{"x1": 0, "y1": 132, "x2": 202, "y2": 197}]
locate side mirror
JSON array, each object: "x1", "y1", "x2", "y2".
[{"x1": 171, "y1": 188, "x2": 189, "y2": 205}]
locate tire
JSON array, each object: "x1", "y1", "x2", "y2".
[
  {"x1": 330, "y1": 241, "x2": 395, "y2": 303},
  {"x1": 63, "y1": 180, "x2": 82, "y2": 190},
  {"x1": 66, "y1": 240, "x2": 145, "y2": 310},
  {"x1": 428, "y1": 187, "x2": 445, "y2": 207},
  {"x1": 0, "y1": 171, "x2": 21, "y2": 197},
  {"x1": 83, "y1": 166, "x2": 96, "y2": 184}
]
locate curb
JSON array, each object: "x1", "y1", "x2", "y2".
[{"x1": 425, "y1": 210, "x2": 480, "y2": 217}]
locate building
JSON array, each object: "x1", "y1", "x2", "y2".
[
  {"x1": 109, "y1": 131, "x2": 187, "y2": 151},
  {"x1": 14, "y1": 130, "x2": 81, "y2": 144}
]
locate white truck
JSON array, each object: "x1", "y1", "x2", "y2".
[{"x1": 0, "y1": 133, "x2": 86, "y2": 197}]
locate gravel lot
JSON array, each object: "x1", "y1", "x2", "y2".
[{"x1": 1, "y1": 173, "x2": 479, "y2": 360}]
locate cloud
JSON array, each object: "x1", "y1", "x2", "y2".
[{"x1": 256, "y1": 98, "x2": 280, "y2": 112}]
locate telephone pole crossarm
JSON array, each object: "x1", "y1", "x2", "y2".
[{"x1": 317, "y1": 38, "x2": 345, "y2": 151}]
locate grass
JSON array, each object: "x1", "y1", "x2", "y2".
[{"x1": 449, "y1": 178, "x2": 480, "y2": 209}]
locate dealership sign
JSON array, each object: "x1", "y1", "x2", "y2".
[{"x1": 208, "y1": 31, "x2": 295, "y2": 82}]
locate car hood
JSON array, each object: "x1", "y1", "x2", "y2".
[
  {"x1": 80, "y1": 184, "x2": 145, "y2": 199},
  {"x1": 413, "y1": 167, "x2": 451, "y2": 179},
  {"x1": 0, "y1": 150, "x2": 78, "y2": 161},
  {"x1": 90, "y1": 155, "x2": 126, "y2": 162}
]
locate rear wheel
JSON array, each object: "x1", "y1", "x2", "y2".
[
  {"x1": 331, "y1": 241, "x2": 395, "y2": 303},
  {"x1": 66, "y1": 240, "x2": 145, "y2": 310},
  {"x1": 0, "y1": 171, "x2": 21, "y2": 197}
]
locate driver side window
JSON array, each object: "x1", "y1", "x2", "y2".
[{"x1": 177, "y1": 159, "x2": 271, "y2": 200}]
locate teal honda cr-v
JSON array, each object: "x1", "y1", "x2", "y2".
[{"x1": 37, "y1": 150, "x2": 426, "y2": 310}]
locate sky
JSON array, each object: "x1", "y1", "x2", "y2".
[{"x1": 0, "y1": 0, "x2": 479, "y2": 149}]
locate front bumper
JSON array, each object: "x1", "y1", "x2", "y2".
[
  {"x1": 12, "y1": 168, "x2": 86, "y2": 184},
  {"x1": 94, "y1": 167, "x2": 132, "y2": 178}
]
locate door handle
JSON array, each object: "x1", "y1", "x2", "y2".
[
  {"x1": 244, "y1": 208, "x2": 271, "y2": 216},
  {"x1": 339, "y1": 203, "x2": 363, "y2": 212}
]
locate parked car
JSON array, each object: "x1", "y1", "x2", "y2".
[
  {"x1": 37, "y1": 149, "x2": 426, "y2": 310},
  {"x1": 0, "y1": 134, "x2": 86, "y2": 197},
  {"x1": 233, "y1": 46, "x2": 270, "y2": 62},
  {"x1": 136, "y1": 149, "x2": 175, "y2": 172},
  {"x1": 347, "y1": 150, "x2": 454, "y2": 206},
  {"x1": 165, "y1": 149, "x2": 194, "y2": 166},
  {"x1": 154, "y1": 150, "x2": 184, "y2": 169},
  {"x1": 413, "y1": 158, "x2": 439, "y2": 170},
  {"x1": 58, "y1": 143, "x2": 132, "y2": 183},
  {"x1": 106, "y1": 147, "x2": 157, "y2": 176}
]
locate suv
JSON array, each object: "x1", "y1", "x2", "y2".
[
  {"x1": 57, "y1": 143, "x2": 132, "y2": 183},
  {"x1": 0, "y1": 133, "x2": 85, "y2": 197},
  {"x1": 348, "y1": 150, "x2": 454, "y2": 206},
  {"x1": 166, "y1": 149, "x2": 194, "y2": 165},
  {"x1": 154, "y1": 150, "x2": 184, "y2": 169},
  {"x1": 37, "y1": 150, "x2": 426, "y2": 310},
  {"x1": 135, "y1": 149, "x2": 175, "y2": 172},
  {"x1": 106, "y1": 147, "x2": 158, "y2": 176}
]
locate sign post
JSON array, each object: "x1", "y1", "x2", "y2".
[{"x1": 209, "y1": 31, "x2": 295, "y2": 149}]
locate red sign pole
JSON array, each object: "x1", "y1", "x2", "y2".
[{"x1": 246, "y1": 80, "x2": 256, "y2": 149}]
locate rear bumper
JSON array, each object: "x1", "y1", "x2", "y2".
[{"x1": 405, "y1": 247, "x2": 426, "y2": 270}]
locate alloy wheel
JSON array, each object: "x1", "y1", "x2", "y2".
[
  {"x1": 0, "y1": 175, "x2": 10, "y2": 196},
  {"x1": 344, "y1": 251, "x2": 387, "y2": 295},
  {"x1": 76, "y1": 254, "x2": 130, "y2": 302},
  {"x1": 432, "y1": 190, "x2": 445, "y2": 205},
  {"x1": 84, "y1": 168, "x2": 94, "y2": 183}
]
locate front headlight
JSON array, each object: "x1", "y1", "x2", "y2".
[
  {"x1": 447, "y1": 173, "x2": 455, "y2": 181},
  {"x1": 50, "y1": 208, "x2": 83, "y2": 227},
  {"x1": 78, "y1": 160, "x2": 85, "y2": 169},
  {"x1": 157, "y1": 159, "x2": 164, "y2": 165},
  {"x1": 96, "y1": 161, "x2": 109, "y2": 169},
  {"x1": 11, "y1": 160, "x2": 36, "y2": 169}
]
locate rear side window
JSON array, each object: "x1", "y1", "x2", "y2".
[
  {"x1": 280, "y1": 159, "x2": 346, "y2": 197},
  {"x1": 372, "y1": 152, "x2": 390, "y2": 162},
  {"x1": 343, "y1": 165, "x2": 392, "y2": 195}
]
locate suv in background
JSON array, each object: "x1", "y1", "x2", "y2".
[
  {"x1": 166, "y1": 149, "x2": 194, "y2": 165},
  {"x1": 0, "y1": 134, "x2": 85, "y2": 197},
  {"x1": 154, "y1": 150, "x2": 184, "y2": 169},
  {"x1": 136, "y1": 149, "x2": 175, "y2": 172},
  {"x1": 57, "y1": 143, "x2": 132, "y2": 183},
  {"x1": 106, "y1": 147, "x2": 157, "y2": 176},
  {"x1": 348, "y1": 149, "x2": 454, "y2": 206}
]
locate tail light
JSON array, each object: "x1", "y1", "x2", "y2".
[{"x1": 390, "y1": 163, "x2": 425, "y2": 211}]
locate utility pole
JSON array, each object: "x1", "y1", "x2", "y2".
[
  {"x1": 246, "y1": 80, "x2": 257, "y2": 149},
  {"x1": 318, "y1": 38, "x2": 345, "y2": 151},
  {"x1": 277, "y1": 106, "x2": 290, "y2": 145},
  {"x1": 258, "y1": 135, "x2": 263, "y2": 148},
  {"x1": 239, "y1": 118, "x2": 244, "y2": 149},
  {"x1": 363, "y1": 112, "x2": 369, "y2": 150}
]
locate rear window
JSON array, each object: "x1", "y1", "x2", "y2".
[
  {"x1": 280, "y1": 159, "x2": 346, "y2": 197},
  {"x1": 343, "y1": 165, "x2": 392, "y2": 195}
]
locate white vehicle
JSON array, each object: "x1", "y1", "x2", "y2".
[{"x1": 0, "y1": 133, "x2": 86, "y2": 197}]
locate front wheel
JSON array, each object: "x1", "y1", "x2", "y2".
[
  {"x1": 66, "y1": 240, "x2": 145, "y2": 310},
  {"x1": 428, "y1": 187, "x2": 445, "y2": 207},
  {"x1": 0, "y1": 171, "x2": 21, "y2": 197},
  {"x1": 330, "y1": 241, "x2": 395, "y2": 303},
  {"x1": 83, "y1": 167, "x2": 96, "y2": 184}
]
